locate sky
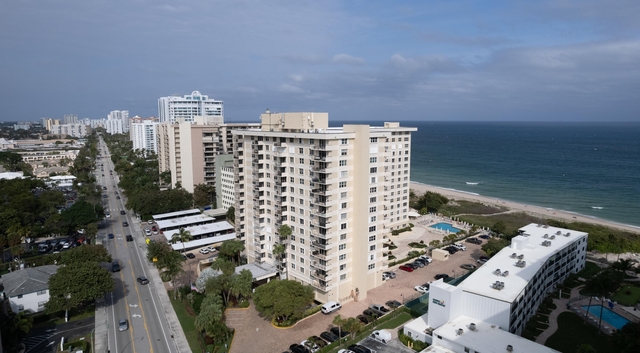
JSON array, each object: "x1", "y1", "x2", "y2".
[{"x1": 1, "y1": 0, "x2": 639, "y2": 122}]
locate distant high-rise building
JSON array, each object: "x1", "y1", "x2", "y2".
[
  {"x1": 158, "y1": 91, "x2": 223, "y2": 124},
  {"x1": 107, "y1": 110, "x2": 129, "y2": 133},
  {"x1": 63, "y1": 114, "x2": 78, "y2": 124},
  {"x1": 49, "y1": 123, "x2": 90, "y2": 138},
  {"x1": 232, "y1": 111, "x2": 416, "y2": 302},
  {"x1": 130, "y1": 117, "x2": 158, "y2": 156}
]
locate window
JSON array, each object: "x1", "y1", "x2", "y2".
[
  {"x1": 339, "y1": 160, "x2": 347, "y2": 166},
  {"x1": 299, "y1": 188, "x2": 304, "y2": 195},
  {"x1": 299, "y1": 148, "x2": 304, "y2": 154},
  {"x1": 37, "y1": 290, "x2": 47, "y2": 295},
  {"x1": 299, "y1": 178, "x2": 304, "y2": 184},
  {"x1": 368, "y1": 263, "x2": 375, "y2": 270},
  {"x1": 340, "y1": 233, "x2": 347, "y2": 240},
  {"x1": 38, "y1": 301, "x2": 47, "y2": 308},
  {"x1": 370, "y1": 216, "x2": 376, "y2": 222},
  {"x1": 299, "y1": 168, "x2": 304, "y2": 175},
  {"x1": 291, "y1": 263, "x2": 296, "y2": 269},
  {"x1": 370, "y1": 176, "x2": 377, "y2": 183},
  {"x1": 369, "y1": 235, "x2": 376, "y2": 241},
  {"x1": 340, "y1": 192, "x2": 347, "y2": 199},
  {"x1": 370, "y1": 137, "x2": 377, "y2": 143},
  {"x1": 370, "y1": 187, "x2": 377, "y2": 193},
  {"x1": 339, "y1": 244, "x2": 346, "y2": 250},
  {"x1": 341, "y1": 149, "x2": 347, "y2": 156},
  {"x1": 291, "y1": 254, "x2": 296, "y2": 260},
  {"x1": 300, "y1": 238, "x2": 305, "y2": 245},
  {"x1": 341, "y1": 202, "x2": 347, "y2": 209},
  {"x1": 370, "y1": 197, "x2": 377, "y2": 203},
  {"x1": 300, "y1": 248, "x2": 305, "y2": 254},
  {"x1": 339, "y1": 181, "x2": 347, "y2": 188},
  {"x1": 369, "y1": 245, "x2": 376, "y2": 251},
  {"x1": 339, "y1": 254, "x2": 346, "y2": 260},
  {"x1": 290, "y1": 244, "x2": 296, "y2": 251},
  {"x1": 340, "y1": 274, "x2": 346, "y2": 280},
  {"x1": 300, "y1": 267, "x2": 305, "y2": 274},
  {"x1": 370, "y1": 254, "x2": 375, "y2": 261},
  {"x1": 369, "y1": 226, "x2": 376, "y2": 232},
  {"x1": 340, "y1": 170, "x2": 347, "y2": 178},
  {"x1": 370, "y1": 167, "x2": 377, "y2": 173},
  {"x1": 341, "y1": 223, "x2": 347, "y2": 230},
  {"x1": 369, "y1": 206, "x2": 376, "y2": 213},
  {"x1": 18, "y1": 305, "x2": 24, "y2": 311},
  {"x1": 341, "y1": 138, "x2": 348, "y2": 145},
  {"x1": 17, "y1": 294, "x2": 23, "y2": 299},
  {"x1": 340, "y1": 264, "x2": 346, "y2": 271},
  {"x1": 341, "y1": 213, "x2": 347, "y2": 220},
  {"x1": 370, "y1": 157, "x2": 377, "y2": 163}
]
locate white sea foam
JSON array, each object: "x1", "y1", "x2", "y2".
[
  {"x1": 591, "y1": 206, "x2": 604, "y2": 210},
  {"x1": 466, "y1": 182, "x2": 479, "y2": 185}
]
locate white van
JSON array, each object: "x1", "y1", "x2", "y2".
[
  {"x1": 321, "y1": 301, "x2": 342, "y2": 314},
  {"x1": 371, "y1": 329, "x2": 392, "y2": 343}
]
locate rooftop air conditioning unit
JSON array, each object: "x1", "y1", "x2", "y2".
[
  {"x1": 517, "y1": 254, "x2": 524, "y2": 259},
  {"x1": 469, "y1": 323, "x2": 476, "y2": 331},
  {"x1": 502, "y1": 271, "x2": 509, "y2": 277},
  {"x1": 556, "y1": 231, "x2": 562, "y2": 235},
  {"x1": 457, "y1": 328, "x2": 464, "y2": 335},
  {"x1": 511, "y1": 253, "x2": 517, "y2": 258},
  {"x1": 565, "y1": 232, "x2": 571, "y2": 237},
  {"x1": 494, "y1": 269, "x2": 502, "y2": 276},
  {"x1": 507, "y1": 345, "x2": 513, "y2": 352},
  {"x1": 550, "y1": 235, "x2": 556, "y2": 240},
  {"x1": 543, "y1": 234, "x2": 549, "y2": 238}
]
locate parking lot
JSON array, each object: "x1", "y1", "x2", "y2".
[{"x1": 228, "y1": 223, "x2": 489, "y2": 353}]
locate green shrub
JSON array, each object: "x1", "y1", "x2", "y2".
[{"x1": 160, "y1": 271, "x2": 171, "y2": 282}]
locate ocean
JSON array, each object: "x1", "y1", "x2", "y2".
[{"x1": 335, "y1": 121, "x2": 640, "y2": 228}]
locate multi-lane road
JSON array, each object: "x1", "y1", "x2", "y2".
[{"x1": 97, "y1": 139, "x2": 179, "y2": 353}]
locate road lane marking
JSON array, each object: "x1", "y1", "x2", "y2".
[
  {"x1": 129, "y1": 255, "x2": 154, "y2": 353},
  {"x1": 117, "y1": 237, "x2": 139, "y2": 353}
]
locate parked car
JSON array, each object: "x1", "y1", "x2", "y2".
[
  {"x1": 330, "y1": 326, "x2": 349, "y2": 338},
  {"x1": 369, "y1": 304, "x2": 390, "y2": 315},
  {"x1": 102, "y1": 186, "x2": 107, "y2": 190},
  {"x1": 126, "y1": 235, "x2": 133, "y2": 242},
  {"x1": 321, "y1": 301, "x2": 342, "y2": 314},
  {"x1": 382, "y1": 271, "x2": 396, "y2": 280},
  {"x1": 466, "y1": 237, "x2": 482, "y2": 244},
  {"x1": 301, "y1": 339, "x2": 320, "y2": 353},
  {"x1": 453, "y1": 243, "x2": 467, "y2": 251},
  {"x1": 144, "y1": 228, "x2": 151, "y2": 236},
  {"x1": 320, "y1": 331, "x2": 339, "y2": 343},
  {"x1": 147, "y1": 220, "x2": 154, "y2": 225},
  {"x1": 412, "y1": 260, "x2": 425, "y2": 268},
  {"x1": 385, "y1": 300, "x2": 402, "y2": 309},
  {"x1": 362, "y1": 309, "x2": 381, "y2": 319},
  {"x1": 414, "y1": 285, "x2": 429, "y2": 294},
  {"x1": 105, "y1": 212, "x2": 111, "y2": 218},
  {"x1": 445, "y1": 246, "x2": 458, "y2": 254},
  {"x1": 477, "y1": 258, "x2": 488, "y2": 264},
  {"x1": 357, "y1": 314, "x2": 371, "y2": 324},
  {"x1": 414, "y1": 258, "x2": 429, "y2": 266},
  {"x1": 116, "y1": 195, "x2": 120, "y2": 199},
  {"x1": 399, "y1": 264, "x2": 414, "y2": 272},
  {"x1": 418, "y1": 255, "x2": 433, "y2": 263},
  {"x1": 309, "y1": 336, "x2": 327, "y2": 348},
  {"x1": 137, "y1": 276, "x2": 149, "y2": 285},
  {"x1": 347, "y1": 344, "x2": 372, "y2": 353},
  {"x1": 289, "y1": 344, "x2": 309, "y2": 353},
  {"x1": 186, "y1": 253, "x2": 196, "y2": 259},
  {"x1": 479, "y1": 234, "x2": 491, "y2": 240},
  {"x1": 199, "y1": 248, "x2": 210, "y2": 254},
  {"x1": 461, "y1": 263, "x2": 477, "y2": 270},
  {"x1": 118, "y1": 319, "x2": 128, "y2": 331},
  {"x1": 371, "y1": 330, "x2": 392, "y2": 344},
  {"x1": 434, "y1": 273, "x2": 450, "y2": 280}
]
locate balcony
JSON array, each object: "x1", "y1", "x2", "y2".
[
  {"x1": 310, "y1": 240, "x2": 330, "y2": 250},
  {"x1": 310, "y1": 250, "x2": 331, "y2": 261},
  {"x1": 310, "y1": 261, "x2": 328, "y2": 271},
  {"x1": 310, "y1": 279, "x2": 331, "y2": 291},
  {"x1": 310, "y1": 230, "x2": 329, "y2": 239}
]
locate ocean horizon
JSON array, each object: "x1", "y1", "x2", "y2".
[{"x1": 331, "y1": 121, "x2": 640, "y2": 228}]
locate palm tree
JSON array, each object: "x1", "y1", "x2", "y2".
[
  {"x1": 273, "y1": 243, "x2": 287, "y2": 275},
  {"x1": 332, "y1": 315, "x2": 346, "y2": 347},
  {"x1": 171, "y1": 228, "x2": 192, "y2": 287},
  {"x1": 583, "y1": 270, "x2": 620, "y2": 331}
]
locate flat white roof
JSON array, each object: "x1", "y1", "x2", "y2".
[
  {"x1": 164, "y1": 221, "x2": 234, "y2": 240},
  {"x1": 153, "y1": 209, "x2": 201, "y2": 220},
  {"x1": 168, "y1": 233, "x2": 236, "y2": 251},
  {"x1": 458, "y1": 223, "x2": 588, "y2": 303},
  {"x1": 404, "y1": 313, "x2": 429, "y2": 335},
  {"x1": 434, "y1": 315, "x2": 560, "y2": 353},
  {"x1": 156, "y1": 214, "x2": 215, "y2": 230}
]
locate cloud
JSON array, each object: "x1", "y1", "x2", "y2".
[
  {"x1": 277, "y1": 84, "x2": 306, "y2": 94},
  {"x1": 332, "y1": 54, "x2": 365, "y2": 65},
  {"x1": 420, "y1": 31, "x2": 516, "y2": 47}
]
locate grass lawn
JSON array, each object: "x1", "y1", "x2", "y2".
[
  {"x1": 440, "y1": 200, "x2": 507, "y2": 216},
  {"x1": 168, "y1": 293, "x2": 202, "y2": 353},
  {"x1": 612, "y1": 284, "x2": 640, "y2": 306},
  {"x1": 376, "y1": 312, "x2": 413, "y2": 330},
  {"x1": 459, "y1": 212, "x2": 547, "y2": 236},
  {"x1": 545, "y1": 312, "x2": 610, "y2": 353},
  {"x1": 579, "y1": 261, "x2": 602, "y2": 279}
]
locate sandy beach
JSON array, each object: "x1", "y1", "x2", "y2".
[{"x1": 411, "y1": 181, "x2": 640, "y2": 235}]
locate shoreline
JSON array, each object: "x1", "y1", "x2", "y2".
[{"x1": 410, "y1": 181, "x2": 640, "y2": 234}]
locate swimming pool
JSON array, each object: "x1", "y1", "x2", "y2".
[
  {"x1": 582, "y1": 305, "x2": 630, "y2": 330},
  {"x1": 430, "y1": 222, "x2": 461, "y2": 233}
]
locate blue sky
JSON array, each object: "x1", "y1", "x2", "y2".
[{"x1": 1, "y1": 0, "x2": 639, "y2": 122}]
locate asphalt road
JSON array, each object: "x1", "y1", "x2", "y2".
[
  {"x1": 25, "y1": 319, "x2": 94, "y2": 353},
  {"x1": 98, "y1": 140, "x2": 177, "y2": 353}
]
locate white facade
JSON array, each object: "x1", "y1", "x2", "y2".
[
  {"x1": 158, "y1": 91, "x2": 223, "y2": 123},
  {"x1": 107, "y1": 110, "x2": 129, "y2": 133},
  {"x1": 219, "y1": 164, "x2": 235, "y2": 209},
  {"x1": 63, "y1": 114, "x2": 78, "y2": 124},
  {"x1": 404, "y1": 223, "x2": 587, "y2": 353},
  {"x1": 233, "y1": 111, "x2": 416, "y2": 303},
  {"x1": 48, "y1": 123, "x2": 89, "y2": 138},
  {"x1": 130, "y1": 118, "x2": 158, "y2": 155},
  {"x1": 1, "y1": 265, "x2": 58, "y2": 314}
]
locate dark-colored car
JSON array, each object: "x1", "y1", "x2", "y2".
[
  {"x1": 414, "y1": 258, "x2": 428, "y2": 265},
  {"x1": 120, "y1": 210, "x2": 126, "y2": 215},
  {"x1": 399, "y1": 264, "x2": 414, "y2": 272},
  {"x1": 309, "y1": 336, "x2": 327, "y2": 348},
  {"x1": 102, "y1": 194, "x2": 108, "y2": 198},
  {"x1": 137, "y1": 276, "x2": 149, "y2": 285},
  {"x1": 108, "y1": 233, "x2": 114, "y2": 239},
  {"x1": 445, "y1": 246, "x2": 458, "y2": 254},
  {"x1": 112, "y1": 261, "x2": 120, "y2": 272},
  {"x1": 330, "y1": 326, "x2": 349, "y2": 338},
  {"x1": 320, "y1": 331, "x2": 339, "y2": 343},
  {"x1": 102, "y1": 187, "x2": 107, "y2": 190},
  {"x1": 186, "y1": 253, "x2": 196, "y2": 259},
  {"x1": 386, "y1": 300, "x2": 402, "y2": 309},
  {"x1": 122, "y1": 221, "x2": 128, "y2": 227},
  {"x1": 479, "y1": 234, "x2": 491, "y2": 240},
  {"x1": 348, "y1": 344, "x2": 372, "y2": 353},
  {"x1": 126, "y1": 235, "x2": 133, "y2": 242},
  {"x1": 116, "y1": 196, "x2": 120, "y2": 199},
  {"x1": 434, "y1": 273, "x2": 451, "y2": 281},
  {"x1": 412, "y1": 260, "x2": 425, "y2": 268},
  {"x1": 357, "y1": 314, "x2": 371, "y2": 324},
  {"x1": 289, "y1": 344, "x2": 308, "y2": 353},
  {"x1": 466, "y1": 237, "x2": 482, "y2": 244},
  {"x1": 362, "y1": 309, "x2": 381, "y2": 319}
]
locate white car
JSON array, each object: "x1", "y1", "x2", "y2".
[
  {"x1": 414, "y1": 285, "x2": 429, "y2": 294},
  {"x1": 105, "y1": 213, "x2": 111, "y2": 218},
  {"x1": 147, "y1": 220, "x2": 154, "y2": 225},
  {"x1": 144, "y1": 228, "x2": 151, "y2": 235},
  {"x1": 199, "y1": 248, "x2": 210, "y2": 255},
  {"x1": 418, "y1": 255, "x2": 433, "y2": 263},
  {"x1": 453, "y1": 243, "x2": 467, "y2": 251},
  {"x1": 301, "y1": 340, "x2": 319, "y2": 353},
  {"x1": 207, "y1": 245, "x2": 216, "y2": 252}
]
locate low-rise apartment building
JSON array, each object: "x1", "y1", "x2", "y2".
[{"x1": 0, "y1": 265, "x2": 59, "y2": 314}]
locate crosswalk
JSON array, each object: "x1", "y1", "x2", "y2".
[{"x1": 23, "y1": 332, "x2": 56, "y2": 353}]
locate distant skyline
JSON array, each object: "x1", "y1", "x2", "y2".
[{"x1": 1, "y1": 1, "x2": 639, "y2": 122}]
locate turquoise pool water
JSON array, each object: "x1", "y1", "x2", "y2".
[
  {"x1": 582, "y1": 305, "x2": 630, "y2": 329},
  {"x1": 430, "y1": 222, "x2": 461, "y2": 233}
]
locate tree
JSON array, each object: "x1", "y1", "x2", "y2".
[
  {"x1": 278, "y1": 224, "x2": 292, "y2": 240},
  {"x1": 481, "y1": 238, "x2": 509, "y2": 257},
  {"x1": 429, "y1": 239, "x2": 441, "y2": 248},
  {"x1": 195, "y1": 294, "x2": 225, "y2": 335},
  {"x1": 61, "y1": 200, "x2": 99, "y2": 230},
  {"x1": 219, "y1": 239, "x2": 245, "y2": 264},
  {"x1": 332, "y1": 315, "x2": 346, "y2": 343},
  {"x1": 46, "y1": 262, "x2": 114, "y2": 321},
  {"x1": 0, "y1": 151, "x2": 23, "y2": 171},
  {"x1": 609, "y1": 322, "x2": 640, "y2": 353},
  {"x1": 343, "y1": 317, "x2": 365, "y2": 338},
  {"x1": 583, "y1": 270, "x2": 620, "y2": 331},
  {"x1": 226, "y1": 206, "x2": 235, "y2": 223},
  {"x1": 492, "y1": 220, "x2": 507, "y2": 235},
  {"x1": 253, "y1": 280, "x2": 314, "y2": 322},
  {"x1": 0, "y1": 310, "x2": 33, "y2": 353},
  {"x1": 193, "y1": 183, "x2": 216, "y2": 208},
  {"x1": 576, "y1": 344, "x2": 597, "y2": 353},
  {"x1": 147, "y1": 241, "x2": 184, "y2": 299},
  {"x1": 57, "y1": 244, "x2": 112, "y2": 265},
  {"x1": 171, "y1": 228, "x2": 193, "y2": 285}
]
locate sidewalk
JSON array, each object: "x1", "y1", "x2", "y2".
[{"x1": 535, "y1": 286, "x2": 582, "y2": 344}]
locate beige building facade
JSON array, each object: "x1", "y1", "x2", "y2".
[{"x1": 233, "y1": 111, "x2": 416, "y2": 303}]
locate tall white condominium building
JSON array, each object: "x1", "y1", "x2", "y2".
[
  {"x1": 63, "y1": 114, "x2": 78, "y2": 124},
  {"x1": 105, "y1": 118, "x2": 123, "y2": 134},
  {"x1": 108, "y1": 110, "x2": 130, "y2": 133},
  {"x1": 48, "y1": 123, "x2": 90, "y2": 138},
  {"x1": 130, "y1": 117, "x2": 158, "y2": 155},
  {"x1": 405, "y1": 223, "x2": 587, "y2": 353},
  {"x1": 158, "y1": 91, "x2": 223, "y2": 123},
  {"x1": 233, "y1": 111, "x2": 416, "y2": 302}
]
